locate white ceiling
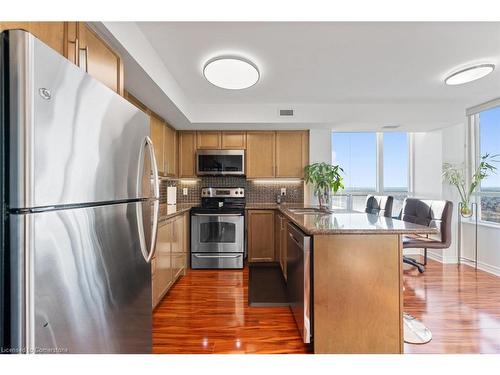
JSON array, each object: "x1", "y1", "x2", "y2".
[{"x1": 100, "y1": 22, "x2": 500, "y2": 132}]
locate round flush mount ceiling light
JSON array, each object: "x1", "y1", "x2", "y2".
[
  {"x1": 444, "y1": 63, "x2": 495, "y2": 85},
  {"x1": 203, "y1": 56, "x2": 259, "y2": 90}
]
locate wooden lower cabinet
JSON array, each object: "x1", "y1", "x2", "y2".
[
  {"x1": 247, "y1": 210, "x2": 275, "y2": 262},
  {"x1": 152, "y1": 213, "x2": 188, "y2": 309}
]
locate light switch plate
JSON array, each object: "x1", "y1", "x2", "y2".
[
  {"x1": 183, "y1": 188, "x2": 188, "y2": 196},
  {"x1": 281, "y1": 188, "x2": 286, "y2": 196}
]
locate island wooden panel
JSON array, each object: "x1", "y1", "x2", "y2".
[{"x1": 313, "y1": 234, "x2": 403, "y2": 354}]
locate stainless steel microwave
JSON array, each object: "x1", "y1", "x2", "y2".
[{"x1": 196, "y1": 150, "x2": 245, "y2": 176}]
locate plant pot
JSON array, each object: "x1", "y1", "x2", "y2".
[
  {"x1": 460, "y1": 205, "x2": 473, "y2": 218},
  {"x1": 316, "y1": 188, "x2": 331, "y2": 209}
]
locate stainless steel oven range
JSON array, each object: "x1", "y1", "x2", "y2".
[{"x1": 190, "y1": 187, "x2": 245, "y2": 269}]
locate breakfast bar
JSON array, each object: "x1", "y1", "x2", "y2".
[{"x1": 263, "y1": 206, "x2": 438, "y2": 354}]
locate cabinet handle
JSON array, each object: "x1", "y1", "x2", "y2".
[
  {"x1": 79, "y1": 46, "x2": 88, "y2": 73},
  {"x1": 68, "y1": 38, "x2": 79, "y2": 65}
]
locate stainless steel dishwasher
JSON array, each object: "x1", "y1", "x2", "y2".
[{"x1": 286, "y1": 222, "x2": 312, "y2": 344}]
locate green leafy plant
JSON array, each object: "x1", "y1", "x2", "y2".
[
  {"x1": 304, "y1": 162, "x2": 344, "y2": 209},
  {"x1": 442, "y1": 153, "x2": 499, "y2": 216}
]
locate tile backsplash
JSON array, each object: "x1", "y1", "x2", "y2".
[{"x1": 160, "y1": 177, "x2": 304, "y2": 204}]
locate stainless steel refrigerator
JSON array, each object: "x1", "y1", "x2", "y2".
[{"x1": 0, "y1": 30, "x2": 160, "y2": 353}]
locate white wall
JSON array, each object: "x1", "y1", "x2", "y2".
[
  {"x1": 305, "y1": 129, "x2": 332, "y2": 204},
  {"x1": 412, "y1": 131, "x2": 443, "y2": 199},
  {"x1": 428, "y1": 123, "x2": 464, "y2": 263}
]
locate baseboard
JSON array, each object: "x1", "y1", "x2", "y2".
[
  {"x1": 459, "y1": 258, "x2": 500, "y2": 277},
  {"x1": 427, "y1": 251, "x2": 457, "y2": 264}
]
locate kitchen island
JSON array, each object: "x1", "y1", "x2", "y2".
[{"x1": 247, "y1": 204, "x2": 437, "y2": 354}]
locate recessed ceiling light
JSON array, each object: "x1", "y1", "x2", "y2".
[
  {"x1": 203, "y1": 56, "x2": 259, "y2": 90},
  {"x1": 444, "y1": 64, "x2": 495, "y2": 85}
]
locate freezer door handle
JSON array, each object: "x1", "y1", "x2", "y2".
[{"x1": 137, "y1": 136, "x2": 160, "y2": 263}]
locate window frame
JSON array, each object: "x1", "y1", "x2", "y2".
[
  {"x1": 331, "y1": 131, "x2": 412, "y2": 214},
  {"x1": 467, "y1": 98, "x2": 500, "y2": 226}
]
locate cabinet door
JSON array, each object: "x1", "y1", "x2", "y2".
[
  {"x1": 77, "y1": 23, "x2": 124, "y2": 95},
  {"x1": 171, "y1": 216, "x2": 185, "y2": 281},
  {"x1": 246, "y1": 132, "x2": 276, "y2": 178},
  {"x1": 221, "y1": 131, "x2": 246, "y2": 149},
  {"x1": 196, "y1": 131, "x2": 221, "y2": 149},
  {"x1": 178, "y1": 131, "x2": 196, "y2": 178},
  {"x1": 0, "y1": 22, "x2": 66, "y2": 56},
  {"x1": 276, "y1": 131, "x2": 309, "y2": 178},
  {"x1": 164, "y1": 125, "x2": 177, "y2": 177},
  {"x1": 150, "y1": 114, "x2": 165, "y2": 176},
  {"x1": 248, "y1": 210, "x2": 275, "y2": 262},
  {"x1": 156, "y1": 221, "x2": 173, "y2": 301}
]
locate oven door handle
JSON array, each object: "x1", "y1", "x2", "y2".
[
  {"x1": 193, "y1": 254, "x2": 243, "y2": 259},
  {"x1": 192, "y1": 213, "x2": 243, "y2": 217}
]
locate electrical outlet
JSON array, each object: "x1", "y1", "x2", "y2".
[
  {"x1": 183, "y1": 188, "x2": 188, "y2": 196},
  {"x1": 281, "y1": 188, "x2": 286, "y2": 196}
]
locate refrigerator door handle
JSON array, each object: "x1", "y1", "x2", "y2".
[{"x1": 137, "y1": 137, "x2": 160, "y2": 263}]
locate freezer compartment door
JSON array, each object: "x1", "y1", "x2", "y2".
[
  {"x1": 6, "y1": 30, "x2": 153, "y2": 209},
  {"x1": 9, "y1": 201, "x2": 154, "y2": 353}
]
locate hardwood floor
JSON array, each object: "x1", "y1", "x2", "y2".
[
  {"x1": 153, "y1": 258, "x2": 500, "y2": 354},
  {"x1": 403, "y1": 256, "x2": 500, "y2": 354},
  {"x1": 153, "y1": 266, "x2": 311, "y2": 354}
]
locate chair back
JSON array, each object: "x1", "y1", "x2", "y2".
[
  {"x1": 365, "y1": 195, "x2": 394, "y2": 218},
  {"x1": 399, "y1": 198, "x2": 453, "y2": 247}
]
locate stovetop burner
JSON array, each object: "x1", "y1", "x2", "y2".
[{"x1": 195, "y1": 187, "x2": 246, "y2": 212}]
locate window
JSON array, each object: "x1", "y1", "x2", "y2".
[
  {"x1": 383, "y1": 132, "x2": 409, "y2": 216},
  {"x1": 331, "y1": 132, "x2": 410, "y2": 216},
  {"x1": 477, "y1": 106, "x2": 500, "y2": 224},
  {"x1": 332, "y1": 132, "x2": 377, "y2": 192}
]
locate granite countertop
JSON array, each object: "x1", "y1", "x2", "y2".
[
  {"x1": 159, "y1": 203, "x2": 198, "y2": 222},
  {"x1": 247, "y1": 203, "x2": 438, "y2": 235}
]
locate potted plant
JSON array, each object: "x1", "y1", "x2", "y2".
[
  {"x1": 442, "y1": 153, "x2": 499, "y2": 217},
  {"x1": 304, "y1": 162, "x2": 344, "y2": 209}
]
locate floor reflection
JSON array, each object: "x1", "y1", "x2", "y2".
[{"x1": 403, "y1": 257, "x2": 500, "y2": 353}]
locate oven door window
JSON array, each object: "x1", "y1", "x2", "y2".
[{"x1": 200, "y1": 221, "x2": 236, "y2": 243}]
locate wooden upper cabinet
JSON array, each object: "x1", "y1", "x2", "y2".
[
  {"x1": 196, "y1": 131, "x2": 221, "y2": 149},
  {"x1": 246, "y1": 132, "x2": 276, "y2": 178},
  {"x1": 221, "y1": 131, "x2": 246, "y2": 149},
  {"x1": 0, "y1": 22, "x2": 66, "y2": 55},
  {"x1": 248, "y1": 210, "x2": 275, "y2": 263},
  {"x1": 150, "y1": 114, "x2": 165, "y2": 176},
  {"x1": 276, "y1": 131, "x2": 309, "y2": 178},
  {"x1": 178, "y1": 132, "x2": 196, "y2": 178},
  {"x1": 164, "y1": 125, "x2": 177, "y2": 177},
  {"x1": 77, "y1": 23, "x2": 123, "y2": 95}
]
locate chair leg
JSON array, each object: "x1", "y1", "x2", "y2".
[
  {"x1": 424, "y1": 248, "x2": 427, "y2": 266},
  {"x1": 403, "y1": 256, "x2": 425, "y2": 273}
]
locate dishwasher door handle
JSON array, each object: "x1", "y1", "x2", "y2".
[{"x1": 289, "y1": 232, "x2": 303, "y2": 248}]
